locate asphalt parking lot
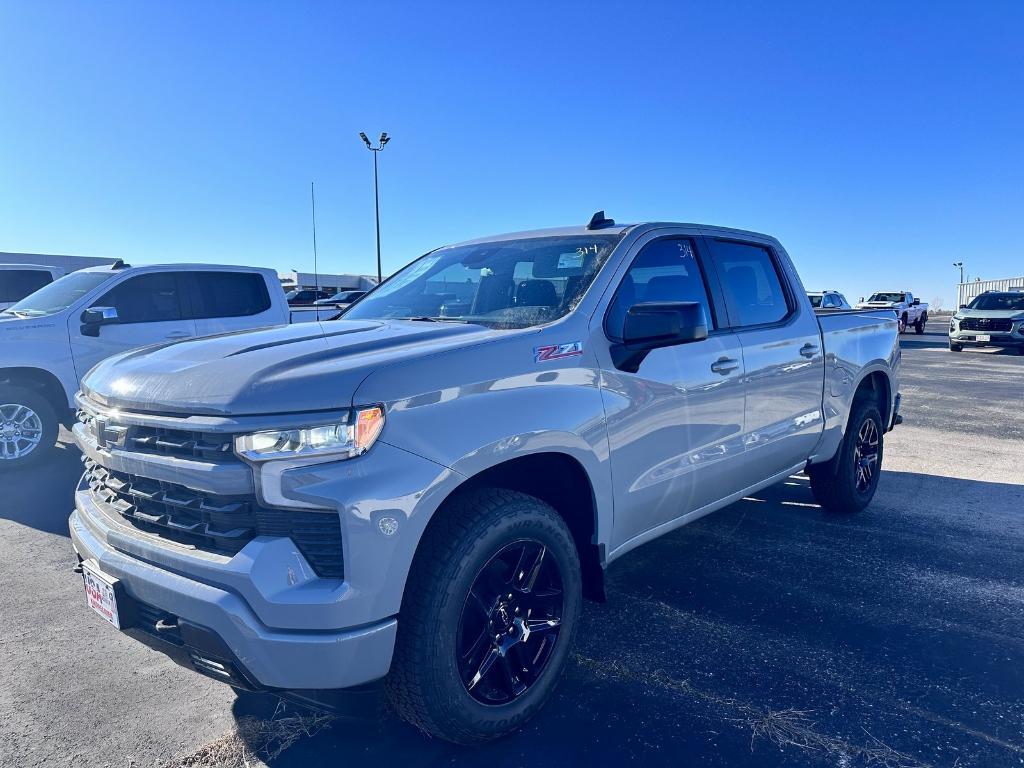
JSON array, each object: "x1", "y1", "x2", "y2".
[{"x1": 2, "y1": 324, "x2": 1022, "y2": 768}]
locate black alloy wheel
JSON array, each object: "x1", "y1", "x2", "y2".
[
  {"x1": 852, "y1": 416, "x2": 880, "y2": 494},
  {"x1": 457, "y1": 539, "x2": 564, "y2": 705}
]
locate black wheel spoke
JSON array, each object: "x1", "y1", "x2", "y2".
[
  {"x1": 525, "y1": 616, "x2": 561, "y2": 636},
  {"x1": 499, "y1": 654, "x2": 528, "y2": 698},
  {"x1": 460, "y1": 624, "x2": 490, "y2": 662},
  {"x1": 466, "y1": 647, "x2": 500, "y2": 692},
  {"x1": 520, "y1": 586, "x2": 562, "y2": 614}
]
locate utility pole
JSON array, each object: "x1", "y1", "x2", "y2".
[
  {"x1": 311, "y1": 182, "x2": 320, "y2": 295},
  {"x1": 359, "y1": 132, "x2": 391, "y2": 284},
  {"x1": 952, "y1": 261, "x2": 964, "y2": 284}
]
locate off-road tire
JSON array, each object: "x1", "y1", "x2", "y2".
[
  {"x1": 914, "y1": 313, "x2": 927, "y2": 334},
  {"x1": 949, "y1": 341, "x2": 962, "y2": 352},
  {"x1": 898, "y1": 314, "x2": 908, "y2": 334},
  {"x1": 386, "y1": 488, "x2": 582, "y2": 745},
  {"x1": 0, "y1": 384, "x2": 58, "y2": 470},
  {"x1": 808, "y1": 397, "x2": 884, "y2": 514}
]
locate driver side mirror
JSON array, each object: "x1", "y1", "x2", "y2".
[
  {"x1": 959, "y1": 304, "x2": 968, "y2": 310},
  {"x1": 80, "y1": 306, "x2": 119, "y2": 337},
  {"x1": 912, "y1": 299, "x2": 920, "y2": 306},
  {"x1": 611, "y1": 301, "x2": 708, "y2": 372}
]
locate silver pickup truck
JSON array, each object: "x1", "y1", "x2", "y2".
[{"x1": 69, "y1": 216, "x2": 901, "y2": 744}]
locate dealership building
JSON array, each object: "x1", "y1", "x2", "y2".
[
  {"x1": 278, "y1": 270, "x2": 379, "y2": 294},
  {"x1": 958, "y1": 276, "x2": 1024, "y2": 307},
  {"x1": 0, "y1": 251, "x2": 117, "y2": 273}
]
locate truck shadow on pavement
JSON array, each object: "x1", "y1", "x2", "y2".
[
  {"x1": 0, "y1": 437, "x2": 81, "y2": 536},
  {"x1": 227, "y1": 470, "x2": 1024, "y2": 768}
]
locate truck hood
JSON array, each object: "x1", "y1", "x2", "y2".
[
  {"x1": 81, "y1": 320, "x2": 502, "y2": 416},
  {"x1": 857, "y1": 301, "x2": 902, "y2": 308}
]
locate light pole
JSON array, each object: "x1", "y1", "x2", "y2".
[
  {"x1": 359, "y1": 131, "x2": 390, "y2": 284},
  {"x1": 953, "y1": 261, "x2": 964, "y2": 284}
]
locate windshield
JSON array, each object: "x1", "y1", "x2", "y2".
[
  {"x1": 3, "y1": 270, "x2": 115, "y2": 318},
  {"x1": 808, "y1": 294, "x2": 823, "y2": 307},
  {"x1": 344, "y1": 234, "x2": 623, "y2": 329},
  {"x1": 967, "y1": 293, "x2": 1024, "y2": 311},
  {"x1": 868, "y1": 292, "x2": 905, "y2": 303}
]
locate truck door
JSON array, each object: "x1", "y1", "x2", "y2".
[
  {"x1": 595, "y1": 233, "x2": 748, "y2": 552},
  {"x1": 68, "y1": 271, "x2": 197, "y2": 381},
  {"x1": 704, "y1": 236, "x2": 825, "y2": 483}
]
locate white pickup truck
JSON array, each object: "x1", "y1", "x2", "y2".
[
  {"x1": 0, "y1": 262, "x2": 302, "y2": 468},
  {"x1": 856, "y1": 291, "x2": 929, "y2": 334}
]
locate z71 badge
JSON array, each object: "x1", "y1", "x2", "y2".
[{"x1": 534, "y1": 341, "x2": 583, "y2": 362}]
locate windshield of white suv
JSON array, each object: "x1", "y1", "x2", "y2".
[
  {"x1": 344, "y1": 234, "x2": 623, "y2": 329},
  {"x1": 3, "y1": 271, "x2": 116, "y2": 318},
  {"x1": 967, "y1": 293, "x2": 1024, "y2": 311},
  {"x1": 868, "y1": 292, "x2": 905, "y2": 303}
]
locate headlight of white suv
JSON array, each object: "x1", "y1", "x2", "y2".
[{"x1": 234, "y1": 406, "x2": 385, "y2": 462}]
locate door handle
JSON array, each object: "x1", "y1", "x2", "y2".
[
  {"x1": 710, "y1": 357, "x2": 739, "y2": 375},
  {"x1": 165, "y1": 331, "x2": 190, "y2": 339},
  {"x1": 799, "y1": 343, "x2": 819, "y2": 358}
]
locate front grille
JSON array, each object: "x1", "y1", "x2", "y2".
[
  {"x1": 960, "y1": 317, "x2": 1013, "y2": 332},
  {"x1": 84, "y1": 460, "x2": 344, "y2": 578},
  {"x1": 76, "y1": 409, "x2": 234, "y2": 460}
]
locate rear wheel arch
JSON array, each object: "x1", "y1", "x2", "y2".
[
  {"x1": 851, "y1": 370, "x2": 891, "y2": 428},
  {"x1": 422, "y1": 452, "x2": 605, "y2": 602}
]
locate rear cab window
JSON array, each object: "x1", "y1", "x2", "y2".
[
  {"x1": 187, "y1": 272, "x2": 271, "y2": 318},
  {"x1": 708, "y1": 240, "x2": 792, "y2": 327}
]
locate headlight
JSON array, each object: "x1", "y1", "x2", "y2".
[{"x1": 234, "y1": 406, "x2": 385, "y2": 462}]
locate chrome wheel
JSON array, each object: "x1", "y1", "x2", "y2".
[
  {"x1": 0, "y1": 403, "x2": 43, "y2": 461},
  {"x1": 853, "y1": 417, "x2": 880, "y2": 493},
  {"x1": 457, "y1": 539, "x2": 564, "y2": 705}
]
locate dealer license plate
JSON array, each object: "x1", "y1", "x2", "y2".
[{"x1": 82, "y1": 560, "x2": 121, "y2": 629}]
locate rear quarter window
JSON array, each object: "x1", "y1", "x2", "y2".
[
  {"x1": 188, "y1": 272, "x2": 271, "y2": 319},
  {"x1": 710, "y1": 240, "x2": 792, "y2": 327}
]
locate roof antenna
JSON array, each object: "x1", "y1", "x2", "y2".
[{"x1": 586, "y1": 210, "x2": 615, "y2": 230}]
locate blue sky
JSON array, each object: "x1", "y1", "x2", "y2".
[{"x1": 2, "y1": 2, "x2": 1022, "y2": 308}]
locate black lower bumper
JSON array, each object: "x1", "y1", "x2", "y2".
[{"x1": 74, "y1": 556, "x2": 384, "y2": 716}]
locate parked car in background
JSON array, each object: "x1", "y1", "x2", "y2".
[
  {"x1": 69, "y1": 217, "x2": 901, "y2": 744},
  {"x1": 807, "y1": 290, "x2": 852, "y2": 309},
  {"x1": 0, "y1": 264, "x2": 65, "y2": 310},
  {"x1": 314, "y1": 289, "x2": 367, "y2": 308},
  {"x1": 948, "y1": 289, "x2": 1024, "y2": 354},
  {"x1": 285, "y1": 288, "x2": 333, "y2": 306},
  {"x1": 856, "y1": 291, "x2": 928, "y2": 334},
  {"x1": 0, "y1": 262, "x2": 290, "y2": 468}
]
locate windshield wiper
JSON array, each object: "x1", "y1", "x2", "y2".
[{"x1": 399, "y1": 316, "x2": 470, "y2": 323}]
